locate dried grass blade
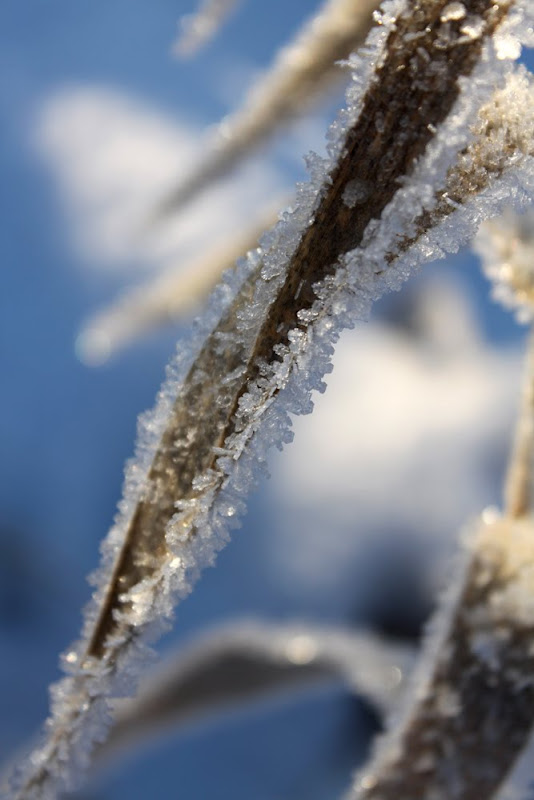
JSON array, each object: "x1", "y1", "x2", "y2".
[
  {"x1": 96, "y1": 623, "x2": 413, "y2": 767},
  {"x1": 350, "y1": 330, "x2": 534, "y2": 800}
]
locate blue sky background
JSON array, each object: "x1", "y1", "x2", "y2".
[{"x1": 0, "y1": 2, "x2": 531, "y2": 799}]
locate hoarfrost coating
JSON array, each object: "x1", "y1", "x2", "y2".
[{"x1": 8, "y1": 1, "x2": 534, "y2": 798}]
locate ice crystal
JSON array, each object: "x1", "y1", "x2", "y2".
[
  {"x1": 342, "y1": 178, "x2": 371, "y2": 207},
  {"x1": 441, "y1": 2, "x2": 467, "y2": 22}
]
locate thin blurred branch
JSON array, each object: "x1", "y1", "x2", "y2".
[
  {"x1": 155, "y1": 0, "x2": 380, "y2": 221},
  {"x1": 77, "y1": 204, "x2": 280, "y2": 364},
  {"x1": 505, "y1": 327, "x2": 534, "y2": 517},
  {"x1": 477, "y1": 211, "x2": 534, "y2": 516},
  {"x1": 173, "y1": 0, "x2": 243, "y2": 58},
  {"x1": 95, "y1": 623, "x2": 413, "y2": 767}
]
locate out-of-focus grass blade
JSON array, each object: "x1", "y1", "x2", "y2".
[
  {"x1": 77, "y1": 205, "x2": 280, "y2": 364},
  {"x1": 96, "y1": 623, "x2": 413, "y2": 766},
  {"x1": 173, "y1": 0, "x2": 243, "y2": 58},
  {"x1": 154, "y1": 0, "x2": 380, "y2": 222}
]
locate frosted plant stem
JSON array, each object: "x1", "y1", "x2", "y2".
[
  {"x1": 350, "y1": 513, "x2": 534, "y2": 800},
  {"x1": 348, "y1": 325, "x2": 534, "y2": 799},
  {"x1": 505, "y1": 326, "x2": 534, "y2": 518},
  {"x1": 9, "y1": 1, "x2": 533, "y2": 798}
]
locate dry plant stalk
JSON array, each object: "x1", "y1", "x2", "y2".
[
  {"x1": 8, "y1": 1, "x2": 534, "y2": 798},
  {"x1": 351, "y1": 329, "x2": 534, "y2": 800},
  {"x1": 505, "y1": 328, "x2": 534, "y2": 516},
  {"x1": 97, "y1": 623, "x2": 412, "y2": 767}
]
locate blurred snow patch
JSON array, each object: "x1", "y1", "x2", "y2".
[{"x1": 35, "y1": 85, "x2": 285, "y2": 273}]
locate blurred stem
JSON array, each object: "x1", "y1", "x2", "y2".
[{"x1": 504, "y1": 325, "x2": 534, "y2": 519}]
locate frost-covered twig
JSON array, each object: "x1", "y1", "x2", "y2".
[
  {"x1": 9, "y1": 1, "x2": 534, "y2": 798},
  {"x1": 349, "y1": 512, "x2": 534, "y2": 800},
  {"x1": 95, "y1": 623, "x2": 413, "y2": 766},
  {"x1": 155, "y1": 0, "x2": 380, "y2": 220}
]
